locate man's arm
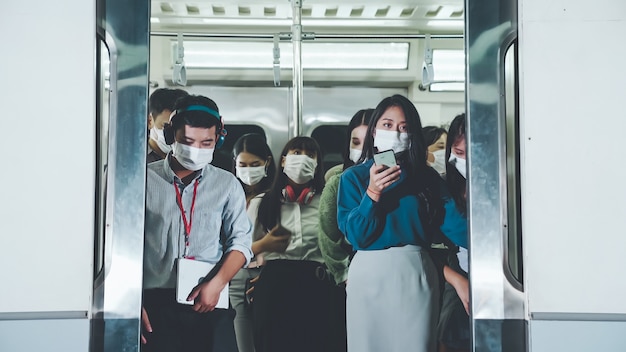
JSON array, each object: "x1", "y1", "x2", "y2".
[
  {"x1": 187, "y1": 250, "x2": 246, "y2": 313},
  {"x1": 188, "y1": 176, "x2": 253, "y2": 313}
]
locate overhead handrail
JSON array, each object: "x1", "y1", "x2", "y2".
[
  {"x1": 418, "y1": 34, "x2": 464, "y2": 91},
  {"x1": 150, "y1": 32, "x2": 463, "y2": 40},
  {"x1": 173, "y1": 33, "x2": 187, "y2": 86},
  {"x1": 273, "y1": 34, "x2": 281, "y2": 86}
]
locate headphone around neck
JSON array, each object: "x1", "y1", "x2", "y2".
[
  {"x1": 163, "y1": 104, "x2": 228, "y2": 148},
  {"x1": 281, "y1": 185, "x2": 315, "y2": 205}
]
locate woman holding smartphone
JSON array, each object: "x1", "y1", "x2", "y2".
[{"x1": 337, "y1": 95, "x2": 467, "y2": 352}]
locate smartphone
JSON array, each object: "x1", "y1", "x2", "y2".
[
  {"x1": 373, "y1": 149, "x2": 397, "y2": 168},
  {"x1": 270, "y1": 225, "x2": 291, "y2": 237}
]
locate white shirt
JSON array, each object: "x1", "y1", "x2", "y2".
[
  {"x1": 247, "y1": 194, "x2": 324, "y2": 263},
  {"x1": 457, "y1": 247, "x2": 469, "y2": 273}
]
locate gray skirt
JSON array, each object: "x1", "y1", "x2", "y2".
[{"x1": 346, "y1": 245, "x2": 439, "y2": 352}]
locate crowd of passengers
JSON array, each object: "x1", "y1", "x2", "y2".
[{"x1": 142, "y1": 88, "x2": 470, "y2": 352}]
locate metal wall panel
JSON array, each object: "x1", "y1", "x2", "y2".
[
  {"x1": 0, "y1": 320, "x2": 89, "y2": 352},
  {"x1": 530, "y1": 320, "x2": 626, "y2": 352},
  {"x1": 0, "y1": 0, "x2": 95, "y2": 315}
]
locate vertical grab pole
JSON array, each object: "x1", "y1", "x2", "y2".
[{"x1": 290, "y1": 0, "x2": 303, "y2": 138}]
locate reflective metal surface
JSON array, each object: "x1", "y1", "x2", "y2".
[
  {"x1": 466, "y1": 0, "x2": 526, "y2": 349},
  {"x1": 91, "y1": 0, "x2": 150, "y2": 350}
]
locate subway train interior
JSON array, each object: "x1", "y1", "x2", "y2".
[{"x1": 1, "y1": 0, "x2": 626, "y2": 351}]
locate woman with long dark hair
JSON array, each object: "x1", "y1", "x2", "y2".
[
  {"x1": 318, "y1": 108, "x2": 374, "y2": 286},
  {"x1": 248, "y1": 136, "x2": 341, "y2": 352},
  {"x1": 228, "y1": 133, "x2": 275, "y2": 352},
  {"x1": 232, "y1": 133, "x2": 276, "y2": 205},
  {"x1": 318, "y1": 108, "x2": 374, "y2": 352},
  {"x1": 337, "y1": 95, "x2": 467, "y2": 352},
  {"x1": 437, "y1": 113, "x2": 470, "y2": 352}
]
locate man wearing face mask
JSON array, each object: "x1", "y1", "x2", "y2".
[
  {"x1": 147, "y1": 88, "x2": 189, "y2": 163},
  {"x1": 141, "y1": 94, "x2": 253, "y2": 352}
]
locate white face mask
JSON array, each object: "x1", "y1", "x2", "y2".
[
  {"x1": 149, "y1": 127, "x2": 172, "y2": 154},
  {"x1": 349, "y1": 148, "x2": 362, "y2": 163},
  {"x1": 374, "y1": 129, "x2": 410, "y2": 154},
  {"x1": 429, "y1": 149, "x2": 447, "y2": 175},
  {"x1": 448, "y1": 153, "x2": 467, "y2": 179},
  {"x1": 172, "y1": 142, "x2": 214, "y2": 171},
  {"x1": 283, "y1": 154, "x2": 317, "y2": 184},
  {"x1": 236, "y1": 165, "x2": 266, "y2": 186}
]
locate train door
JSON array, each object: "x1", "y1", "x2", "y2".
[
  {"x1": 467, "y1": 0, "x2": 626, "y2": 351},
  {"x1": 517, "y1": 0, "x2": 626, "y2": 351}
]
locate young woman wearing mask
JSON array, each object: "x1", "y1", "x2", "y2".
[
  {"x1": 229, "y1": 133, "x2": 276, "y2": 352},
  {"x1": 317, "y1": 108, "x2": 374, "y2": 352},
  {"x1": 318, "y1": 108, "x2": 374, "y2": 286},
  {"x1": 232, "y1": 133, "x2": 276, "y2": 205},
  {"x1": 336, "y1": 95, "x2": 468, "y2": 352},
  {"x1": 246, "y1": 137, "x2": 340, "y2": 352},
  {"x1": 437, "y1": 113, "x2": 470, "y2": 352},
  {"x1": 423, "y1": 126, "x2": 448, "y2": 176}
]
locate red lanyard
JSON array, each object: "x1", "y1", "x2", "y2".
[{"x1": 174, "y1": 179, "x2": 199, "y2": 258}]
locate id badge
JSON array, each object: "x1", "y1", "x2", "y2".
[{"x1": 176, "y1": 258, "x2": 229, "y2": 308}]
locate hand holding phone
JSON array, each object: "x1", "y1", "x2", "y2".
[
  {"x1": 369, "y1": 149, "x2": 401, "y2": 201},
  {"x1": 270, "y1": 224, "x2": 291, "y2": 237},
  {"x1": 373, "y1": 149, "x2": 397, "y2": 168},
  {"x1": 260, "y1": 225, "x2": 291, "y2": 253}
]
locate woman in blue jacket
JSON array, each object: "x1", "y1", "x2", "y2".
[{"x1": 337, "y1": 94, "x2": 467, "y2": 352}]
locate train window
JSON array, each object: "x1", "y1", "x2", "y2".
[
  {"x1": 504, "y1": 41, "x2": 523, "y2": 286},
  {"x1": 178, "y1": 41, "x2": 409, "y2": 70},
  {"x1": 95, "y1": 38, "x2": 110, "y2": 278},
  {"x1": 429, "y1": 49, "x2": 465, "y2": 92},
  {"x1": 211, "y1": 124, "x2": 267, "y2": 171},
  {"x1": 311, "y1": 125, "x2": 347, "y2": 175}
]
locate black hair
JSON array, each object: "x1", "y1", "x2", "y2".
[
  {"x1": 163, "y1": 94, "x2": 222, "y2": 145},
  {"x1": 422, "y1": 126, "x2": 447, "y2": 147},
  {"x1": 445, "y1": 113, "x2": 467, "y2": 214},
  {"x1": 342, "y1": 108, "x2": 375, "y2": 171},
  {"x1": 148, "y1": 88, "x2": 189, "y2": 117},
  {"x1": 231, "y1": 133, "x2": 276, "y2": 197},
  {"x1": 256, "y1": 136, "x2": 325, "y2": 231}
]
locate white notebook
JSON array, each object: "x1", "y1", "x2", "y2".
[{"x1": 176, "y1": 258, "x2": 229, "y2": 309}]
